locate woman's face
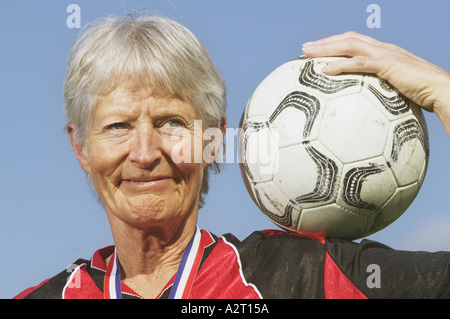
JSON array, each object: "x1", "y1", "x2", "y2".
[{"x1": 75, "y1": 83, "x2": 207, "y2": 230}]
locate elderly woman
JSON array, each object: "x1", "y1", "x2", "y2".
[{"x1": 15, "y1": 16, "x2": 450, "y2": 299}]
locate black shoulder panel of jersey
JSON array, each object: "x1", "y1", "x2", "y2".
[
  {"x1": 326, "y1": 238, "x2": 450, "y2": 298},
  {"x1": 224, "y1": 231, "x2": 326, "y2": 298},
  {"x1": 23, "y1": 259, "x2": 88, "y2": 299}
]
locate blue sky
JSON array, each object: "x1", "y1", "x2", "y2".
[{"x1": 1, "y1": 0, "x2": 450, "y2": 298}]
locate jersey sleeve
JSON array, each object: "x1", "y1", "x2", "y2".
[{"x1": 325, "y1": 238, "x2": 450, "y2": 298}]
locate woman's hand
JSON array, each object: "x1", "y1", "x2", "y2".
[{"x1": 302, "y1": 31, "x2": 450, "y2": 137}]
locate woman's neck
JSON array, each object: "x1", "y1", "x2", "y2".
[{"x1": 105, "y1": 214, "x2": 198, "y2": 298}]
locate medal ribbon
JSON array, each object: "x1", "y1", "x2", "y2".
[
  {"x1": 104, "y1": 226, "x2": 203, "y2": 299},
  {"x1": 104, "y1": 248, "x2": 122, "y2": 299}
]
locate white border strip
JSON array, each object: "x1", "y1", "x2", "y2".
[
  {"x1": 62, "y1": 263, "x2": 86, "y2": 299},
  {"x1": 219, "y1": 236, "x2": 263, "y2": 299}
]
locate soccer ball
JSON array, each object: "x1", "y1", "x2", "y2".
[{"x1": 238, "y1": 56, "x2": 429, "y2": 240}]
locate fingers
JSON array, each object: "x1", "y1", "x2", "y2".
[
  {"x1": 303, "y1": 31, "x2": 383, "y2": 48},
  {"x1": 302, "y1": 31, "x2": 413, "y2": 60},
  {"x1": 302, "y1": 32, "x2": 380, "y2": 59},
  {"x1": 301, "y1": 31, "x2": 401, "y2": 77},
  {"x1": 321, "y1": 56, "x2": 385, "y2": 76}
]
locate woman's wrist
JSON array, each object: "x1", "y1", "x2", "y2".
[{"x1": 433, "y1": 72, "x2": 450, "y2": 137}]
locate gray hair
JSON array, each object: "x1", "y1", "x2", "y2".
[{"x1": 64, "y1": 15, "x2": 226, "y2": 206}]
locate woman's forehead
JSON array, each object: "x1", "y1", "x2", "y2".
[{"x1": 95, "y1": 85, "x2": 197, "y2": 117}]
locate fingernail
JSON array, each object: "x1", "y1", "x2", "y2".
[
  {"x1": 302, "y1": 41, "x2": 315, "y2": 47},
  {"x1": 322, "y1": 64, "x2": 333, "y2": 73}
]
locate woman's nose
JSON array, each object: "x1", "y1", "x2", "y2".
[{"x1": 128, "y1": 127, "x2": 162, "y2": 168}]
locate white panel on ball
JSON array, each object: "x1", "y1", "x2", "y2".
[
  {"x1": 299, "y1": 204, "x2": 369, "y2": 240},
  {"x1": 320, "y1": 93, "x2": 390, "y2": 164}
]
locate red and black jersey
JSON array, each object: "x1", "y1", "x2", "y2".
[{"x1": 14, "y1": 229, "x2": 450, "y2": 299}]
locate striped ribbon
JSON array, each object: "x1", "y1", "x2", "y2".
[
  {"x1": 104, "y1": 248, "x2": 122, "y2": 299},
  {"x1": 104, "y1": 226, "x2": 203, "y2": 299}
]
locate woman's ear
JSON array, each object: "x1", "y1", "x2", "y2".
[
  {"x1": 203, "y1": 116, "x2": 227, "y2": 167},
  {"x1": 67, "y1": 124, "x2": 91, "y2": 174}
]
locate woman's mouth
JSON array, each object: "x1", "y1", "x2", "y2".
[{"x1": 120, "y1": 175, "x2": 172, "y2": 190}]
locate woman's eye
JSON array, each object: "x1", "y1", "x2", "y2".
[
  {"x1": 165, "y1": 118, "x2": 185, "y2": 128},
  {"x1": 106, "y1": 122, "x2": 128, "y2": 130}
]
